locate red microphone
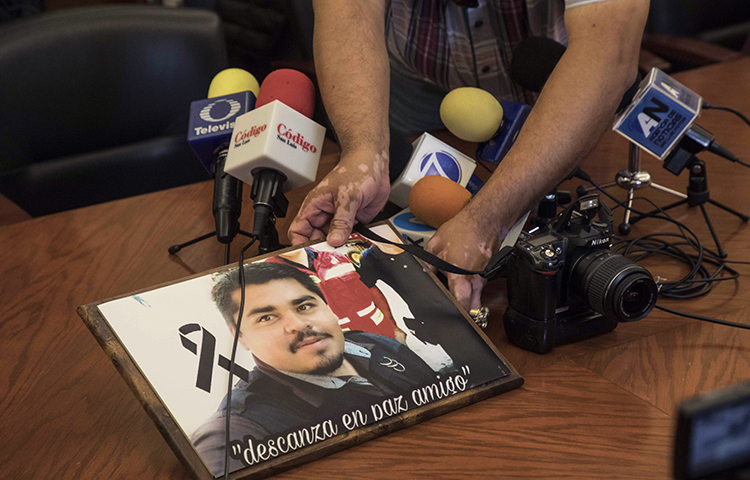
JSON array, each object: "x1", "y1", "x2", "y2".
[
  {"x1": 255, "y1": 69, "x2": 315, "y2": 118},
  {"x1": 224, "y1": 69, "x2": 326, "y2": 237}
]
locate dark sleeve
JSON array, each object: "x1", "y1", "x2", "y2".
[
  {"x1": 355, "y1": 331, "x2": 441, "y2": 385},
  {"x1": 190, "y1": 412, "x2": 270, "y2": 477},
  {"x1": 395, "y1": 340, "x2": 444, "y2": 383}
]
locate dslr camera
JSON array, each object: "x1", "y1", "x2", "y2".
[{"x1": 502, "y1": 194, "x2": 658, "y2": 354}]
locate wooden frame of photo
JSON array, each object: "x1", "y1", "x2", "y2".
[{"x1": 77, "y1": 222, "x2": 523, "y2": 480}]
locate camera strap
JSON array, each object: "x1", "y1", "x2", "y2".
[{"x1": 353, "y1": 223, "x2": 514, "y2": 279}]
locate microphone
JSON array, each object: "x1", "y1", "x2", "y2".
[
  {"x1": 440, "y1": 87, "x2": 504, "y2": 143},
  {"x1": 508, "y1": 36, "x2": 734, "y2": 164},
  {"x1": 408, "y1": 175, "x2": 471, "y2": 229},
  {"x1": 440, "y1": 86, "x2": 531, "y2": 166},
  {"x1": 387, "y1": 176, "x2": 471, "y2": 246},
  {"x1": 388, "y1": 126, "x2": 415, "y2": 183},
  {"x1": 510, "y1": 36, "x2": 567, "y2": 93},
  {"x1": 388, "y1": 132, "x2": 479, "y2": 208},
  {"x1": 187, "y1": 68, "x2": 260, "y2": 244},
  {"x1": 224, "y1": 69, "x2": 326, "y2": 238},
  {"x1": 614, "y1": 68, "x2": 737, "y2": 163},
  {"x1": 510, "y1": 36, "x2": 640, "y2": 112}
]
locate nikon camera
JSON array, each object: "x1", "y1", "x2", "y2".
[{"x1": 503, "y1": 194, "x2": 658, "y2": 354}]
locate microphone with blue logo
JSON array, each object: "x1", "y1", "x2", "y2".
[
  {"x1": 169, "y1": 68, "x2": 259, "y2": 261},
  {"x1": 614, "y1": 68, "x2": 739, "y2": 169},
  {"x1": 388, "y1": 132, "x2": 480, "y2": 208},
  {"x1": 440, "y1": 86, "x2": 531, "y2": 168}
]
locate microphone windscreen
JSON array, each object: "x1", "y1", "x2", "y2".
[
  {"x1": 207, "y1": 68, "x2": 260, "y2": 98},
  {"x1": 256, "y1": 69, "x2": 316, "y2": 118},
  {"x1": 617, "y1": 72, "x2": 643, "y2": 113},
  {"x1": 509, "y1": 36, "x2": 566, "y2": 92},
  {"x1": 440, "y1": 87, "x2": 504, "y2": 142},
  {"x1": 408, "y1": 175, "x2": 471, "y2": 229},
  {"x1": 388, "y1": 127, "x2": 414, "y2": 183}
]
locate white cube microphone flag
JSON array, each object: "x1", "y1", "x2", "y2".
[
  {"x1": 225, "y1": 100, "x2": 325, "y2": 191},
  {"x1": 223, "y1": 69, "x2": 325, "y2": 238},
  {"x1": 389, "y1": 133, "x2": 479, "y2": 208},
  {"x1": 614, "y1": 68, "x2": 702, "y2": 160}
]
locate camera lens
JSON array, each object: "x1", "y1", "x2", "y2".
[{"x1": 572, "y1": 249, "x2": 658, "y2": 322}]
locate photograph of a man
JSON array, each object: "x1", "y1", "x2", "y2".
[{"x1": 191, "y1": 261, "x2": 439, "y2": 475}]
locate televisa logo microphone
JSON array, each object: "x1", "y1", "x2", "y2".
[
  {"x1": 187, "y1": 68, "x2": 260, "y2": 244},
  {"x1": 224, "y1": 69, "x2": 326, "y2": 238}
]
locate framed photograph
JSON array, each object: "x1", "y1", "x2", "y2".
[{"x1": 78, "y1": 223, "x2": 523, "y2": 479}]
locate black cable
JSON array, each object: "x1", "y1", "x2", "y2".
[
  {"x1": 655, "y1": 304, "x2": 750, "y2": 330},
  {"x1": 586, "y1": 180, "x2": 707, "y2": 292},
  {"x1": 701, "y1": 103, "x2": 750, "y2": 168},
  {"x1": 476, "y1": 159, "x2": 494, "y2": 174},
  {"x1": 581, "y1": 175, "x2": 750, "y2": 328},
  {"x1": 223, "y1": 235, "x2": 258, "y2": 480},
  {"x1": 586, "y1": 177, "x2": 747, "y2": 293},
  {"x1": 703, "y1": 103, "x2": 750, "y2": 129}
]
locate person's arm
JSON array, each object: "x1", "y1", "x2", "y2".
[
  {"x1": 288, "y1": 0, "x2": 390, "y2": 247},
  {"x1": 427, "y1": 0, "x2": 650, "y2": 310}
]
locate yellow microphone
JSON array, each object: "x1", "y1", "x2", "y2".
[
  {"x1": 207, "y1": 68, "x2": 260, "y2": 98},
  {"x1": 440, "y1": 87, "x2": 504, "y2": 143}
]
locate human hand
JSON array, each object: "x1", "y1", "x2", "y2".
[
  {"x1": 426, "y1": 207, "x2": 505, "y2": 311},
  {"x1": 288, "y1": 148, "x2": 390, "y2": 247}
]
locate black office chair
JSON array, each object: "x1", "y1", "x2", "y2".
[{"x1": 0, "y1": 5, "x2": 228, "y2": 217}]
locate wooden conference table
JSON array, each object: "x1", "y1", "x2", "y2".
[{"x1": 3, "y1": 59, "x2": 750, "y2": 480}]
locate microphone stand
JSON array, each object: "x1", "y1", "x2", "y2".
[
  {"x1": 579, "y1": 142, "x2": 748, "y2": 258},
  {"x1": 627, "y1": 148, "x2": 749, "y2": 258},
  {"x1": 168, "y1": 149, "x2": 252, "y2": 265},
  {"x1": 168, "y1": 230, "x2": 254, "y2": 265},
  {"x1": 167, "y1": 213, "x2": 287, "y2": 263},
  {"x1": 169, "y1": 169, "x2": 290, "y2": 263},
  {"x1": 578, "y1": 143, "x2": 688, "y2": 235}
]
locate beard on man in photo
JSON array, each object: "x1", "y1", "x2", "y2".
[
  {"x1": 264, "y1": 244, "x2": 408, "y2": 342},
  {"x1": 190, "y1": 261, "x2": 439, "y2": 476}
]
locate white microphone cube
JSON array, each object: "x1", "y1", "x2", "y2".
[
  {"x1": 613, "y1": 68, "x2": 702, "y2": 160},
  {"x1": 225, "y1": 100, "x2": 325, "y2": 191},
  {"x1": 389, "y1": 133, "x2": 476, "y2": 208}
]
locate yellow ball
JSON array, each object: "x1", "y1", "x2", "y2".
[
  {"x1": 207, "y1": 68, "x2": 260, "y2": 98},
  {"x1": 440, "y1": 87, "x2": 504, "y2": 143}
]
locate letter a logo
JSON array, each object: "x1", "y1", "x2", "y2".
[
  {"x1": 419, "y1": 151, "x2": 462, "y2": 183},
  {"x1": 637, "y1": 112, "x2": 659, "y2": 138}
]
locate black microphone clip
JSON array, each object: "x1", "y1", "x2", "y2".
[{"x1": 250, "y1": 168, "x2": 288, "y2": 239}]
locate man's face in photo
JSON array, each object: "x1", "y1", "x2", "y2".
[{"x1": 232, "y1": 279, "x2": 346, "y2": 375}]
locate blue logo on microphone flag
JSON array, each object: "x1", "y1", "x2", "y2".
[
  {"x1": 200, "y1": 99, "x2": 242, "y2": 123},
  {"x1": 419, "y1": 151, "x2": 462, "y2": 182},
  {"x1": 393, "y1": 212, "x2": 435, "y2": 232}
]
